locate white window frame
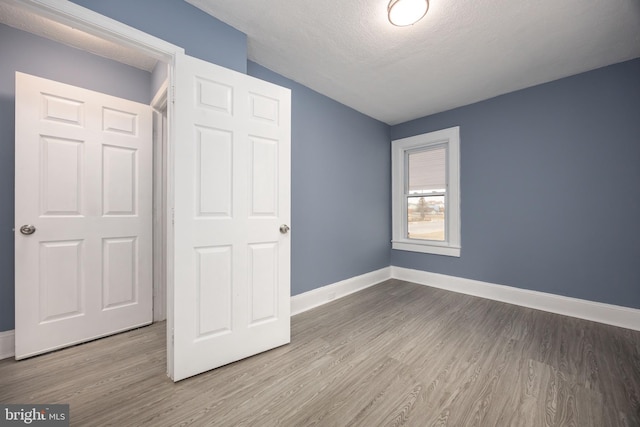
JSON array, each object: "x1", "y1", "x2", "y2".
[{"x1": 392, "y1": 126, "x2": 461, "y2": 257}]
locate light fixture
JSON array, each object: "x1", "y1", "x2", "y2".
[{"x1": 388, "y1": 0, "x2": 429, "y2": 27}]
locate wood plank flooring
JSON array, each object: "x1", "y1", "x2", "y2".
[{"x1": 1, "y1": 279, "x2": 639, "y2": 426}]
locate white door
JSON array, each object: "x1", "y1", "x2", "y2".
[
  {"x1": 169, "y1": 53, "x2": 291, "y2": 381},
  {"x1": 14, "y1": 72, "x2": 153, "y2": 359}
]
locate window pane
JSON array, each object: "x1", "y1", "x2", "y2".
[
  {"x1": 408, "y1": 147, "x2": 446, "y2": 194},
  {"x1": 407, "y1": 195, "x2": 445, "y2": 241}
]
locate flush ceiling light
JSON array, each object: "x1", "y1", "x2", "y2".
[{"x1": 388, "y1": 0, "x2": 429, "y2": 26}]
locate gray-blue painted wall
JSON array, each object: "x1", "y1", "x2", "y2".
[
  {"x1": 248, "y1": 62, "x2": 392, "y2": 295},
  {"x1": 0, "y1": 23, "x2": 152, "y2": 332},
  {"x1": 69, "y1": 0, "x2": 392, "y2": 295},
  {"x1": 70, "y1": 0, "x2": 247, "y2": 74},
  {"x1": 391, "y1": 58, "x2": 640, "y2": 310},
  {"x1": 0, "y1": 3, "x2": 391, "y2": 331},
  {"x1": 3, "y1": 0, "x2": 637, "y2": 335}
]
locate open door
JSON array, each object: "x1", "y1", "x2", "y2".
[
  {"x1": 168, "y1": 53, "x2": 291, "y2": 381},
  {"x1": 14, "y1": 72, "x2": 153, "y2": 359}
]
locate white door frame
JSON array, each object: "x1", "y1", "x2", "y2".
[
  {"x1": 151, "y1": 80, "x2": 168, "y2": 322},
  {"x1": 10, "y1": 0, "x2": 183, "y2": 365}
]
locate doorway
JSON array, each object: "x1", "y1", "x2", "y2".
[
  {"x1": 4, "y1": 0, "x2": 177, "y2": 359},
  {"x1": 7, "y1": 0, "x2": 292, "y2": 382}
]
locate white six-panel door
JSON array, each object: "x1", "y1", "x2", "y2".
[
  {"x1": 14, "y1": 72, "x2": 153, "y2": 359},
  {"x1": 169, "y1": 53, "x2": 291, "y2": 381}
]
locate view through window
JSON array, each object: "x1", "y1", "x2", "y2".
[{"x1": 406, "y1": 146, "x2": 446, "y2": 241}]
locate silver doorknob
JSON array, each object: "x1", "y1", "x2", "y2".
[
  {"x1": 279, "y1": 224, "x2": 290, "y2": 234},
  {"x1": 20, "y1": 225, "x2": 36, "y2": 235}
]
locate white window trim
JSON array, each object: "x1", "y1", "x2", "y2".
[{"x1": 392, "y1": 126, "x2": 461, "y2": 257}]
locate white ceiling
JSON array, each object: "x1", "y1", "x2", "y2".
[
  {"x1": 1, "y1": 1, "x2": 638, "y2": 125},
  {"x1": 187, "y1": 0, "x2": 640, "y2": 125}
]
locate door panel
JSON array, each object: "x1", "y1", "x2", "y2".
[
  {"x1": 15, "y1": 72, "x2": 153, "y2": 359},
  {"x1": 195, "y1": 245, "x2": 232, "y2": 337},
  {"x1": 250, "y1": 136, "x2": 279, "y2": 215},
  {"x1": 102, "y1": 237, "x2": 138, "y2": 309},
  {"x1": 41, "y1": 136, "x2": 84, "y2": 215},
  {"x1": 102, "y1": 145, "x2": 137, "y2": 215},
  {"x1": 196, "y1": 127, "x2": 233, "y2": 216},
  {"x1": 248, "y1": 243, "x2": 278, "y2": 324},
  {"x1": 170, "y1": 53, "x2": 291, "y2": 381},
  {"x1": 39, "y1": 240, "x2": 84, "y2": 322}
]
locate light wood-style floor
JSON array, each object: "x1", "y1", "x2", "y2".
[{"x1": 1, "y1": 279, "x2": 639, "y2": 426}]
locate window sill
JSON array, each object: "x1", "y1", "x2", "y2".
[{"x1": 392, "y1": 240, "x2": 461, "y2": 257}]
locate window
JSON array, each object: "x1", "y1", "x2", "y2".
[{"x1": 392, "y1": 126, "x2": 460, "y2": 257}]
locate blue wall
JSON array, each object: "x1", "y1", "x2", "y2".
[
  {"x1": 71, "y1": 0, "x2": 247, "y2": 74},
  {"x1": 0, "y1": 2, "x2": 391, "y2": 332},
  {"x1": 248, "y1": 62, "x2": 392, "y2": 295},
  {"x1": 391, "y1": 58, "x2": 640, "y2": 309},
  {"x1": 4, "y1": 0, "x2": 636, "y2": 335},
  {"x1": 0, "y1": 24, "x2": 152, "y2": 332},
  {"x1": 71, "y1": 0, "x2": 391, "y2": 296}
]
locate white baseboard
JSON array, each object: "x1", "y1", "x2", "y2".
[
  {"x1": 391, "y1": 266, "x2": 640, "y2": 331},
  {"x1": 0, "y1": 329, "x2": 15, "y2": 360},
  {"x1": 291, "y1": 267, "x2": 392, "y2": 315},
  {"x1": 3, "y1": 266, "x2": 633, "y2": 360}
]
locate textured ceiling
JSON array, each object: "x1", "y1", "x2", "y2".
[
  {"x1": 2, "y1": 1, "x2": 638, "y2": 125},
  {"x1": 187, "y1": 0, "x2": 640, "y2": 125},
  {"x1": 0, "y1": 2, "x2": 157, "y2": 72}
]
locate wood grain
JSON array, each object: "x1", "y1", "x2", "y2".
[{"x1": 1, "y1": 279, "x2": 638, "y2": 426}]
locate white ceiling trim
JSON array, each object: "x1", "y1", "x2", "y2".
[{"x1": 0, "y1": 0, "x2": 164, "y2": 72}]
